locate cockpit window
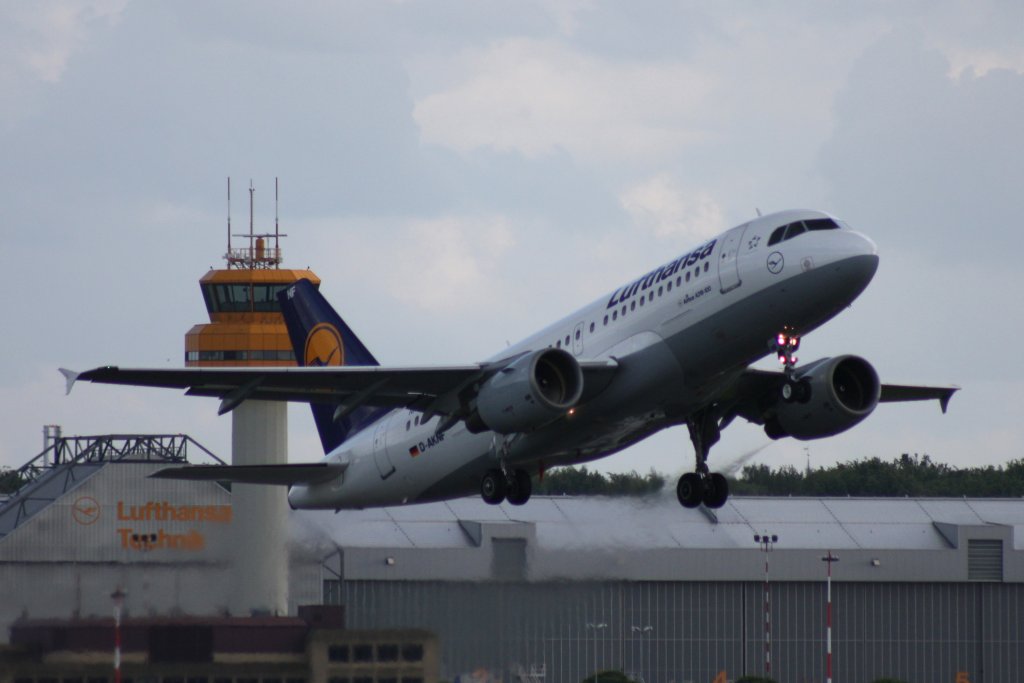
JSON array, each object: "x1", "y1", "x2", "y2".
[
  {"x1": 805, "y1": 217, "x2": 840, "y2": 231},
  {"x1": 766, "y1": 217, "x2": 839, "y2": 247},
  {"x1": 784, "y1": 221, "x2": 806, "y2": 241}
]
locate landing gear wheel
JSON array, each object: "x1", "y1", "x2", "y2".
[
  {"x1": 702, "y1": 472, "x2": 729, "y2": 509},
  {"x1": 506, "y1": 469, "x2": 532, "y2": 506},
  {"x1": 480, "y1": 469, "x2": 507, "y2": 505},
  {"x1": 677, "y1": 473, "x2": 704, "y2": 509}
]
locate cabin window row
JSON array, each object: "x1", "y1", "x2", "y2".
[{"x1": 552, "y1": 261, "x2": 710, "y2": 349}]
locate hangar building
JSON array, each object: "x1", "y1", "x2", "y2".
[{"x1": 2, "y1": 434, "x2": 1023, "y2": 683}]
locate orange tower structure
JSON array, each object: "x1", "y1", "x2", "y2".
[
  {"x1": 185, "y1": 179, "x2": 317, "y2": 616},
  {"x1": 186, "y1": 179, "x2": 319, "y2": 367}
]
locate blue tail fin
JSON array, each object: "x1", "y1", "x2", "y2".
[{"x1": 278, "y1": 279, "x2": 386, "y2": 453}]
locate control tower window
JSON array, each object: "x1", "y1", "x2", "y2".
[{"x1": 202, "y1": 284, "x2": 291, "y2": 313}]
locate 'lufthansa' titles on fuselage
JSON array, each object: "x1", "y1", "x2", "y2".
[{"x1": 606, "y1": 239, "x2": 717, "y2": 309}]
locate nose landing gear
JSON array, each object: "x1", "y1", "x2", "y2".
[{"x1": 772, "y1": 329, "x2": 811, "y2": 403}]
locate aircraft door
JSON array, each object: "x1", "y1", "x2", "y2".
[
  {"x1": 572, "y1": 321, "x2": 584, "y2": 356},
  {"x1": 717, "y1": 223, "x2": 748, "y2": 293},
  {"x1": 372, "y1": 418, "x2": 396, "y2": 479}
]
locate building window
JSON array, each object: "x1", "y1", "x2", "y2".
[
  {"x1": 378, "y1": 644, "x2": 399, "y2": 662},
  {"x1": 329, "y1": 645, "x2": 350, "y2": 662},
  {"x1": 402, "y1": 644, "x2": 424, "y2": 662},
  {"x1": 353, "y1": 644, "x2": 374, "y2": 662}
]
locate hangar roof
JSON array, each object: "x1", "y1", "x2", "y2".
[
  {"x1": 292, "y1": 494, "x2": 1024, "y2": 583},
  {"x1": 294, "y1": 494, "x2": 1024, "y2": 552}
]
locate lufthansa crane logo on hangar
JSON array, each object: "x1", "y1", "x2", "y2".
[{"x1": 305, "y1": 323, "x2": 345, "y2": 367}]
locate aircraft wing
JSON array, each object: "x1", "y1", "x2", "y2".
[
  {"x1": 149, "y1": 462, "x2": 346, "y2": 485},
  {"x1": 729, "y1": 367, "x2": 959, "y2": 426},
  {"x1": 63, "y1": 359, "x2": 619, "y2": 418}
]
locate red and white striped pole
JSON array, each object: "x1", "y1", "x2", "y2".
[
  {"x1": 755, "y1": 533, "x2": 778, "y2": 677},
  {"x1": 111, "y1": 587, "x2": 126, "y2": 683},
  {"x1": 822, "y1": 552, "x2": 840, "y2": 683}
]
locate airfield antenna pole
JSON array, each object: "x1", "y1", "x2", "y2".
[
  {"x1": 111, "y1": 586, "x2": 126, "y2": 683},
  {"x1": 755, "y1": 533, "x2": 778, "y2": 678},
  {"x1": 822, "y1": 551, "x2": 840, "y2": 683},
  {"x1": 248, "y1": 180, "x2": 255, "y2": 268},
  {"x1": 227, "y1": 177, "x2": 232, "y2": 259},
  {"x1": 585, "y1": 622, "x2": 608, "y2": 683},
  {"x1": 275, "y1": 176, "x2": 281, "y2": 262}
]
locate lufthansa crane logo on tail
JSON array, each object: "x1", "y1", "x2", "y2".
[{"x1": 304, "y1": 323, "x2": 345, "y2": 367}]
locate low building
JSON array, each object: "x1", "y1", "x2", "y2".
[{"x1": 1, "y1": 607, "x2": 438, "y2": 683}]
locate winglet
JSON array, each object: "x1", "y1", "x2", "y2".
[
  {"x1": 59, "y1": 368, "x2": 80, "y2": 395},
  {"x1": 940, "y1": 387, "x2": 959, "y2": 414}
]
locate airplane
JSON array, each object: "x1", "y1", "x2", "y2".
[{"x1": 63, "y1": 209, "x2": 957, "y2": 510}]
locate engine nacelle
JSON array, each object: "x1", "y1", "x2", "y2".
[
  {"x1": 767, "y1": 355, "x2": 881, "y2": 441},
  {"x1": 471, "y1": 348, "x2": 584, "y2": 434}
]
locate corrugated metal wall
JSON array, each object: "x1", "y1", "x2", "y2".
[{"x1": 332, "y1": 580, "x2": 1024, "y2": 683}]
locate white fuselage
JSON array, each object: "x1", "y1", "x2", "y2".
[{"x1": 288, "y1": 210, "x2": 878, "y2": 509}]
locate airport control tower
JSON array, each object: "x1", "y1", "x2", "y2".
[{"x1": 186, "y1": 179, "x2": 319, "y2": 616}]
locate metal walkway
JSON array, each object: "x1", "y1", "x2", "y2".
[{"x1": 0, "y1": 434, "x2": 223, "y2": 539}]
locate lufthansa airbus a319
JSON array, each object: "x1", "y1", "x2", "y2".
[{"x1": 64, "y1": 210, "x2": 957, "y2": 510}]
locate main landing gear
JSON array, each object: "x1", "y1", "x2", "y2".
[
  {"x1": 676, "y1": 409, "x2": 729, "y2": 509},
  {"x1": 481, "y1": 467, "x2": 532, "y2": 506}
]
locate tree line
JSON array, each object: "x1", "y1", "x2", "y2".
[
  {"x1": 533, "y1": 454, "x2": 1024, "y2": 498},
  {"x1": 3, "y1": 453, "x2": 1022, "y2": 498}
]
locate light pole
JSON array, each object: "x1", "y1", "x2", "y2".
[
  {"x1": 822, "y1": 551, "x2": 840, "y2": 683},
  {"x1": 630, "y1": 625, "x2": 653, "y2": 683},
  {"x1": 586, "y1": 622, "x2": 608, "y2": 683},
  {"x1": 754, "y1": 533, "x2": 778, "y2": 678},
  {"x1": 111, "y1": 586, "x2": 126, "y2": 683}
]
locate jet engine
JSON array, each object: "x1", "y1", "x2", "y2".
[
  {"x1": 764, "y1": 355, "x2": 880, "y2": 440},
  {"x1": 469, "y1": 348, "x2": 584, "y2": 434}
]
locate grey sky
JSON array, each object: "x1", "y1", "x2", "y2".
[{"x1": 2, "y1": 1, "x2": 1022, "y2": 478}]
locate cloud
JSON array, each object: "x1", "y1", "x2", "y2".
[
  {"x1": 619, "y1": 175, "x2": 724, "y2": 242},
  {"x1": 819, "y1": 27, "x2": 1024, "y2": 264},
  {"x1": 413, "y1": 38, "x2": 713, "y2": 162},
  {"x1": 0, "y1": 1, "x2": 127, "y2": 83}
]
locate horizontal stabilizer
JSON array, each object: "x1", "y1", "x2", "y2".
[{"x1": 149, "y1": 463, "x2": 346, "y2": 486}]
